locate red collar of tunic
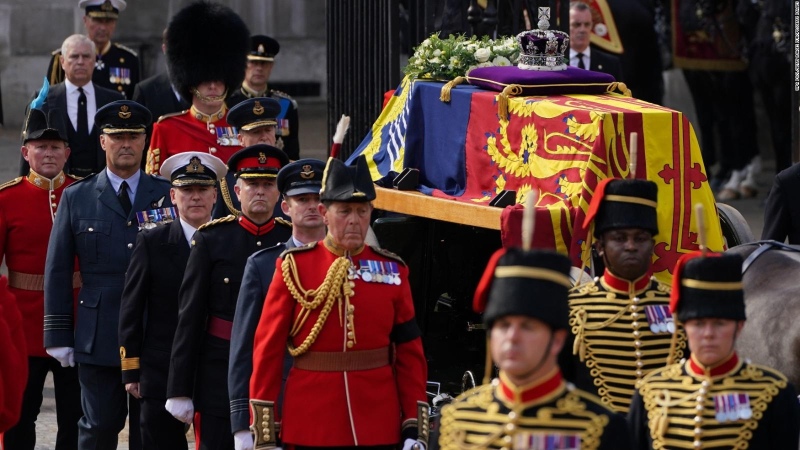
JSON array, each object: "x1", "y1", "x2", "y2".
[
  {"x1": 322, "y1": 234, "x2": 365, "y2": 257},
  {"x1": 496, "y1": 367, "x2": 565, "y2": 406},
  {"x1": 688, "y1": 352, "x2": 741, "y2": 379},
  {"x1": 238, "y1": 215, "x2": 275, "y2": 236},
  {"x1": 602, "y1": 268, "x2": 653, "y2": 294},
  {"x1": 26, "y1": 170, "x2": 66, "y2": 191}
]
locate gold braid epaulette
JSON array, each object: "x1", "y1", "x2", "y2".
[
  {"x1": 197, "y1": 214, "x2": 236, "y2": 231},
  {"x1": 281, "y1": 251, "x2": 353, "y2": 357},
  {"x1": 0, "y1": 177, "x2": 23, "y2": 192},
  {"x1": 220, "y1": 177, "x2": 240, "y2": 216},
  {"x1": 275, "y1": 217, "x2": 292, "y2": 228}
]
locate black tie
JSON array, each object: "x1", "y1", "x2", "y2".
[
  {"x1": 119, "y1": 181, "x2": 132, "y2": 215},
  {"x1": 577, "y1": 53, "x2": 586, "y2": 70},
  {"x1": 77, "y1": 87, "x2": 88, "y2": 136}
]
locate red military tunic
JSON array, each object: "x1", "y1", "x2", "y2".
[
  {"x1": 0, "y1": 171, "x2": 80, "y2": 357},
  {"x1": 146, "y1": 105, "x2": 243, "y2": 174},
  {"x1": 0, "y1": 275, "x2": 28, "y2": 432},
  {"x1": 250, "y1": 240, "x2": 427, "y2": 447}
]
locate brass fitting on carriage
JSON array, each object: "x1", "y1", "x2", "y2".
[{"x1": 249, "y1": 399, "x2": 279, "y2": 449}]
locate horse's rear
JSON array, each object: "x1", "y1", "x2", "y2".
[{"x1": 727, "y1": 243, "x2": 800, "y2": 387}]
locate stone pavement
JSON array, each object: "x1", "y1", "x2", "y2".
[{"x1": 2, "y1": 71, "x2": 780, "y2": 448}]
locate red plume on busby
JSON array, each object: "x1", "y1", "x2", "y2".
[{"x1": 166, "y1": 1, "x2": 250, "y2": 103}]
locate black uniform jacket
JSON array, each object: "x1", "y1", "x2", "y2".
[
  {"x1": 119, "y1": 219, "x2": 191, "y2": 399},
  {"x1": 166, "y1": 214, "x2": 291, "y2": 417}
]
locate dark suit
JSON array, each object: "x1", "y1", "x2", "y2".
[
  {"x1": 132, "y1": 72, "x2": 189, "y2": 122},
  {"x1": 590, "y1": 48, "x2": 624, "y2": 82},
  {"x1": 119, "y1": 220, "x2": 191, "y2": 450},
  {"x1": 762, "y1": 163, "x2": 800, "y2": 244},
  {"x1": 21, "y1": 82, "x2": 124, "y2": 177},
  {"x1": 44, "y1": 169, "x2": 172, "y2": 449},
  {"x1": 228, "y1": 239, "x2": 296, "y2": 433}
]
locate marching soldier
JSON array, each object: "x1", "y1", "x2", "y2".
[
  {"x1": 145, "y1": 1, "x2": 250, "y2": 175},
  {"x1": 1, "y1": 109, "x2": 83, "y2": 450},
  {"x1": 118, "y1": 152, "x2": 226, "y2": 449},
  {"x1": 249, "y1": 157, "x2": 428, "y2": 449},
  {"x1": 628, "y1": 252, "x2": 800, "y2": 449},
  {"x1": 165, "y1": 145, "x2": 291, "y2": 449},
  {"x1": 46, "y1": 0, "x2": 140, "y2": 99},
  {"x1": 216, "y1": 97, "x2": 282, "y2": 217},
  {"x1": 438, "y1": 247, "x2": 630, "y2": 450},
  {"x1": 228, "y1": 159, "x2": 327, "y2": 450},
  {"x1": 227, "y1": 35, "x2": 300, "y2": 160},
  {"x1": 44, "y1": 100, "x2": 172, "y2": 449},
  {"x1": 565, "y1": 178, "x2": 686, "y2": 413}
]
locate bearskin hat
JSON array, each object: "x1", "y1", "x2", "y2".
[{"x1": 166, "y1": 1, "x2": 250, "y2": 103}]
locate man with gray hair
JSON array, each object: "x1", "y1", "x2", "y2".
[{"x1": 22, "y1": 34, "x2": 123, "y2": 178}]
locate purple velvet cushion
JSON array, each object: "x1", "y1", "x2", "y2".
[{"x1": 466, "y1": 66, "x2": 618, "y2": 96}]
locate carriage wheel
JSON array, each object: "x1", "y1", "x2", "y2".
[{"x1": 716, "y1": 203, "x2": 755, "y2": 247}]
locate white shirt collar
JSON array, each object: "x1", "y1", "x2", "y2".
[
  {"x1": 179, "y1": 218, "x2": 198, "y2": 247},
  {"x1": 105, "y1": 169, "x2": 142, "y2": 200},
  {"x1": 65, "y1": 79, "x2": 95, "y2": 96},
  {"x1": 570, "y1": 47, "x2": 592, "y2": 59}
]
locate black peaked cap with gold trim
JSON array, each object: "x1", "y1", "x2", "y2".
[
  {"x1": 94, "y1": 100, "x2": 151, "y2": 135},
  {"x1": 584, "y1": 178, "x2": 659, "y2": 237},
  {"x1": 159, "y1": 151, "x2": 227, "y2": 187},
  {"x1": 670, "y1": 252, "x2": 745, "y2": 322},
  {"x1": 319, "y1": 156, "x2": 376, "y2": 202},
  {"x1": 166, "y1": 1, "x2": 250, "y2": 103},
  {"x1": 23, "y1": 108, "x2": 68, "y2": 143},
  {"x1": 474, "y1": 248, "x2": 573, "y2": 329},
  {"x1": 249, "y1": 35, "x2": 280, "y2": 61},
  {"x1": 80, "y1": 0, "x2": 125, "y2": 19},
  {"x1": 227, "y1": 144, "x2": 289, "y2": 179},
  {"x1": 227, "y1": 97, "x2": 281, "y2": 131},
  {"x1": 277, "y1": 159, "x2": 325, "y2": 197}
]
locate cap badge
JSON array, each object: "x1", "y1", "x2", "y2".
[
  {"x1": 253, "y1": 101, "x2": 264, "y2": 116},
  {"x1": 257, "y1": 44, "x2": 265, "y2": 55},
  {"x1": 258, "y1": 152, "x2": 267, "y2": 164},
  {"x1": 118, "y1": 105, "x2": 131, "y2": 119},
  {"x1": 300, "y1": 164, "x2": 314, "y2": 179},
  {"x1": 186, "y1": 156, "x2": 205, "y2": 174},
  {"x1": 101, "y1": 0, "x2": 114, "y2": 12}
]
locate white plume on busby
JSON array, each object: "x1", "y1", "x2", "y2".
[{"x1": 166, "y1": 1, "x2": 250, "y2": 103}]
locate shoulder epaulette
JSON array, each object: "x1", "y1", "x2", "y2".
[
  {"x1": 745, "y1": 362, "x2": 790, "y2": 382},
  {"x1": 148, "y1": 174, "x2": 170, "y2": 184},
  {"x1": 51, "y1": 48, "x2": 62, "y2": 56},
  {"x1": 271, "y1": 89, "x2": 298, "y2": 108},
  {"x1": 113, "y1": 42, "x2": 139, "y2": 57},
  {"x1": 68, "y1": 172, "x2": 98, "y2": 186},
  {"x1": 66, "y1": 173, "x2": 83, "y2": 181},
  {"x1": 157, "y1": 110, "x2": 188, "y2": 123},
  {"x1": 372, "y1": 247, "x2": 406, "y2": 266},
  {"x1": 275, "y1": 217, "x2": 292, "y2": 228},
  {"x1": 655, "y1": 279, "x2": 671, "y2": 292},
  {"x1": 568, "y1": 383, "x2": 609, "y2": 406},
  {"x1": 280, "y1": 241, "x2": 317, "y2": 258},
  {"x1": 569, "y1": 276, "x2": 599, "y2": 294},
  {"x1": 0, "y1": 177, "x2": 23, "y2": 191},
  {"x1": 198, "y1": 214, "x2": 236, "y2": 230}
]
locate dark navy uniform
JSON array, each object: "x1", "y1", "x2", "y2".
[
  {"x1": 167, "y1": 145, "x2": 289, "y2": 449},
  {"x1": 228, "y1": 89, "x2": 299, "y2": 160},
  {"x1": 628, "y1": 252, "x2": 800, "y2": 449},
  {"x1": 47, "y1": 42, "x2": 140, "y2": 100}
]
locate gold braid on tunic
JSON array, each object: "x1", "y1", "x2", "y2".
[{"x1": 281, "y1": 252, "x2": 354, "y2": 357}]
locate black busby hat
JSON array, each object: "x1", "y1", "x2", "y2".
[
  {"x1": 277, "y1": 159, "x2": 325, "y2": 197},
  {"x1": 583, "y1": 178, "x2": 659, "y2": 237},
  {"x1": 249, "y1": 35, "x2": 280, "y2": 62},
  {"x1": 227, "y1": 97, "x2": 281, "y2": 131},
  {"x1": 227, "y1": 144, "x2": 289, "y2": 179},
  {"x1": 473, "y1": 248, "x2": 573, "y2": 329},
  {"x1": 319, "y1": 156, "x2": 376, "y2": 203},
  {"x1": 670, "y1": 252, "x2": 745, "y2": 322},
  {"x1": 80, "y1": 0, "x2": 125, "y2": 19},
  {"x1": 23, "y1": 108, "x2": 68, "y2": 144},
  {"x1": 166, "y1": 1, "x2": 250, "y2": 103},
  {"x1": 159, "y1": 151, "x2": 227, "y2": 187},
  {"x1": 94, "y1": 100, "x2": 151, "y2": 135}
]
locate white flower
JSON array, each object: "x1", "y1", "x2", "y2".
[
  {"x1": 492, "y1": 55, "x2": 511, "y2": 66},
  {"x1": 433, "y1": 49, "x2": 442, "y2": 57},
  {"x1": 475, "y1": 48, "x2": 491, "y2": 63},
  {"x1": 477, "y1": 61, "x2": 493, "y2": 68},
  {"x1": 429, "y1": 57, "x2": 441, "y2": 64}
]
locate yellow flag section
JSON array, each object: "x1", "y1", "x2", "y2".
[{"x1": 587, "y1": 0, "x2": 624, "y2": 54}]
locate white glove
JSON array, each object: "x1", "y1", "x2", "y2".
[
  {"x1": 234, "y1": 430, "x2": 254, "y2": 450},
  {"x1": 402, "y1": 438, "x2": 425, "y2": 450},
  {"x1": 46, "y1": 346, "x2": 75, "y2": 367},
  {"x1": 165, "y1": 397, "x2": 194, "y2": 424}
]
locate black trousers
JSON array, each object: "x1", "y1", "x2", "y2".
[
  {"x1": 195, "y1": 412, "x2": 233, "y2": 450},
  {"x1": 139, "y1": 396, "x2": 187, "y2": 450},
  {"x1": 3, "y1": 356, "x2": 82, "y2": 450}
]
